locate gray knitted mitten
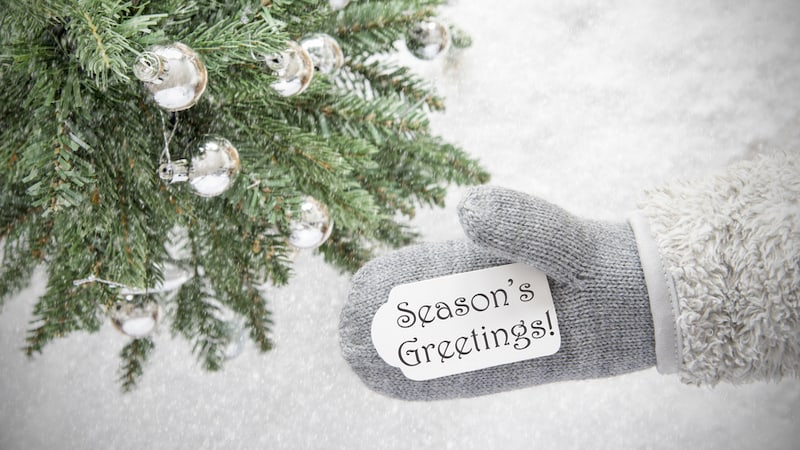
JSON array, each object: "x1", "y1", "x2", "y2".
[{"x1": 339, "y1": 186, "x2": 656, "y2": 400}]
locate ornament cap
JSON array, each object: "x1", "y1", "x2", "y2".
[
  {"x1": 133, "y1": 52, "x2": 164, "y2": 83},
  {"x1": 159, "y1": 159, "x2": 190, "y2": 183}
]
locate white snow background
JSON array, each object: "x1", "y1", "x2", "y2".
[{"x1": 2, "y1": 1, "x2": 799, "y2": 448}]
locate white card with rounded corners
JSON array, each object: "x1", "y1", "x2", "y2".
[{"x1": 370, "y1": 263, "x2": 561, "y2": 381}]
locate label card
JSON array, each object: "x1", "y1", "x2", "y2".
[{"x1": 370, "y1": 263, "x2": 560, "y2": 381}]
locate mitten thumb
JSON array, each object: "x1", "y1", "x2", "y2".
[{"x1": 458, "y1": 186, "x2": 594, "y2": 285}]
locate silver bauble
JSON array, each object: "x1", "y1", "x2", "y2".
[
  {"x1": 329, "y1": 0, "x2": 350, "y2": 10},
  {"x1": 300, "y1": 34, "x2": 344, "y2": 74},
  {"x1": 288, "y1": 196, "x2": 334, "y2": 249},
  {"x1": 189, "y1": 137, "x2": 241, "y2": 197},
  {"x1": 110, "y1": 295, "x2": 159, "y2": 338},
  {"x1": 407, "y1": 20, "x2": 450, "y2": 60},
  {"x1": 266, "y1": 41, "x2": 314, "y2": 97},
  {"x1": 133, "y1": 42, "x2": 207, "y2": 111}
]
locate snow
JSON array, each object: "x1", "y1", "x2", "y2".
[{"x1": 2, "y1": 1, "x2": 799, "y2": 448}]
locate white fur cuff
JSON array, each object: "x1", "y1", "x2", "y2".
[{"x1": 638, "y1": 152, "x2": 800, "y2": 385}]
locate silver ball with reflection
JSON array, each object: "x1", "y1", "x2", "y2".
[
  {"x1": 300, "y1": 33, "x2": 344, "y2": 74},
  {"x1": 329, "y1": 0, "x2": 350, "y2": 10},
  {"x1": 406, "y1": 19, "x2": 450, "y2": 60},
  {"x1": 266, "y1": 41, "x2": 314, "y2": 97},
  {"x1": 109, "y1": 295, "x2": 159, "y2": 338},
  {"x1": 189, "y1": 137, "x2": 241, "y2": 198},
  {"x1": 288, "y1": 196, "x2": 334, "y2": 249},
  {"x1": 133, "y1": 42, "x2": 207, "y2": 111}
]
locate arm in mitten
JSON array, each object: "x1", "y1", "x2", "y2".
[
  {"x1": 339, "y1": 152, "x2": 799, "y2": 400},
  {"x1": 340, "y1": 195, "x2": 657, "y2": 400},
  {"x1": 461, "y1": 152, "x2": 800, "y2": 388}
]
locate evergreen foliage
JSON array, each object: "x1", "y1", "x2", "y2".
[{"x1": 0, "y1": 0, "x2": 488, "y2": 390}]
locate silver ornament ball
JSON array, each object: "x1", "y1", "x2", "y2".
[
  {"x1": 329, "y1": 0, "x2": 350, "y2": 10},
  {"x1": 110, "y1": 295, "x2": 159, "y2": 338},
  {"x1": 406, "y1": 19, "x2": 450, "y2": 60},
  {"x1": 188, "y1": 137, "x2": 241, "y2": 198},
  {"x1": 223, "y1": 321, "x2": 247, "y2": 360},
  {"x1": 288, "y1": 196, "x2": 334, "y2": 249},
  {"x1": 133, "y1": 42, "x2": 207, "y2": 111},
  {"x1": 266, "y1": 41, "x2": 314, "y2": 97},
  {"x1": 300, "y1": 34, "x2": 344, "y2": 74}
]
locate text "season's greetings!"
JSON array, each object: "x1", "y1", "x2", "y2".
[{"x1": 370, "y1": 263, "x2": 561, "y2": 381}]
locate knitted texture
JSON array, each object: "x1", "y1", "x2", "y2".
[
  {"x1": 339, "y1": 188, "x2": 656, "y2": 400},
  {"x1": 638, "y1": 152, "x2": 800, "y2": 385}
]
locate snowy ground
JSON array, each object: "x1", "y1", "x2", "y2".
[{"x1": 2, "y1": 1, "x2": 799, "y2": 449}]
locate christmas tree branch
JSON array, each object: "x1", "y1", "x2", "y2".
[
  {"x1": 0, "y1": 235, "x2": 38, "y2": 307},
  {"x1": 42, "y1": 1, "x2": 166, "y2": 88},
  {"x1": 343, "y1": 60, "x2": 446, "y2": 111},
  {"x1": 140, "y1": 0, "x2": 200, "y2": 29},
  {"x1": 21, "y1": 70, "x2": 97, "y2": 217},
  {"x1": 0, "y1": 188, "x2": 49, "y2": 305},
  {"x1": 215, "y1": 104, "x2": 388, "y2": 238},
  {"x1": 185, "y1": 213, "x2": 274, "y2": 355},
  {"x1": 174, "y1": 11, "x2": 286, "y2": 71},
  {"x1": 2, "y1": 0, "x2": 488, "y2": 389},
  {"x1": 319, "y1": 230, "x2": 376, "y2": 273},
  {"x1": 171, "y1": 276, "x2": 233, "y2": 371},
  {"x1": 25, "y1": 263, "x2": 104, "y2": 356},
  {"x1": 332, "y1": 1, "x2": 440, "y2": 55},
  {"x1": 297, "y1": 85, "x2": 431, "y2": 144},
  {"x1": 118, "y1": 337, "x2": 154, "y2": 392}
]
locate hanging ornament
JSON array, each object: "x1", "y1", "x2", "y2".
[
  {"x1": 288, "y1": 196, "x2": 334, "y2": 249},
  {"x1": 406, "y1": 19, "x2": 450, "y2": 60},
  {"x1": 109, "y1": 295, "x2": 160, "y2": 338},
  {"x1": 159, "y1": 137, "x2": 241, "y2": 198},
  {"x1": 223, "y1": 320, "x2": 247, "y2": 360},
  {"x1": 133, "y1": 42, "x2": 207, "y2": 111},
  {"x1": 300, "y1": 34, "x2": 344, "y2": 74},
  {"x1": 265, "y1": 41, "x2": 314, "y2": 97},
  {"x1": 329, "y1": 0, "x2": 350, "y2": 10}
]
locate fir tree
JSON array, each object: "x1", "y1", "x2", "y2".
[{"x1": 0, "y1": 0, "x2": 487, "y2": 390}]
